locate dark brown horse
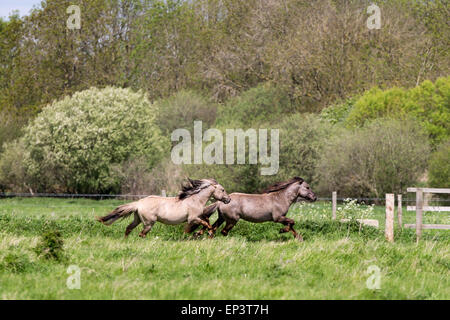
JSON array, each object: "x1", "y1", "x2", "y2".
[{"x1": 194, "y1": 177, "x2": 316, "y2": 241}]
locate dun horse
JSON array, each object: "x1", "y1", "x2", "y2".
[
  {"x1": 97, "y1": 178, "x2": 231, "y2": 238},
  {"x1": 195, "y1": 177, "x2": 316, "y2": 241}
]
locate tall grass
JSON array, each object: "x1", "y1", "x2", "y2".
[{"x1": 0, "y1": 198, "x2": 448, "y2": 299}]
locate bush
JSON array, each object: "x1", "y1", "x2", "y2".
[
  {"x1": 216, "y1": 83, "x2": 295, "y2": 128},
  {"x1": 320, "y1": 98, "x2": 356, "y2": 125},
  {"x1": 1, "y1": 252, "x2": 34, "y2": 273},
  {"x1": 155, "y1": 90, "x2": 217, "y2": 136},
  {"x1": 183, "y1": 114, "x2": 332, "y2": 193},
  {"x1": 428, "y1": 140, "x2": 450, "y2": 188},
  {"x1": 0, "y1": 140, "x2": 29, "y2": 192},
  {"x1": 8, "y1": 87, "x2": 170, "y2": 193},
  {"x1": 179, "y1": 84, "x2": 295, "y2": 193},
  {"x1": 273, "y1": 114, "x2": 333, "y2": 187},
  {"x1": 112, "y1": 156, "x2": 185, "y2": 196},
  {"x1": 34, "y1": 229, "x2": 65, "y2": 261},
  {"x1": 344, "y1": 76, "x2": 450, "y2": 146},
  {"x1": 0, "y1": 109, "x2": 28, "y2": 154},
  {"x1": 316, "y1": 119, "x2": 430, "y2": 198}
]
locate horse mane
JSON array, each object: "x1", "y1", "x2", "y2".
[
  {"x1": 261, "y1": 177, "x2": 304, "y2": 194},
  {"x1": 178, "y1": 178, "x2": 217, "y2": 200}
]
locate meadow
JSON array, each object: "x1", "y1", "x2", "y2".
[{"x1": 0, "y1": 197, "x2": 448, "y2": 300}]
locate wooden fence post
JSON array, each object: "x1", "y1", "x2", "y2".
[
  {"x1": 332, "y1": 191, "x2": 337, "y2": 220},
  {"x1": 385, "y1": 194, "x2": 394, "y2": 242},
  {"x1": 397, "y1": 194, "x2": 402, "y2": 228},
  {"x1": 416, "y1": 188, "x2": 423, "y2": 242}
]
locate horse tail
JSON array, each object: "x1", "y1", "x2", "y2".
[{"x1": 96, "y1": 202, "x2": 138, "y2": 226}]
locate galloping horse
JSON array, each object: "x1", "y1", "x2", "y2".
[
  {"x1": 195, "y1": 177, "x2": 316, "y2": 241},
  {"x1": 97, "y1": 178, "x2": 231, "y2": 238}
]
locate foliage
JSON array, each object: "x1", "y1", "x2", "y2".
[
  {"x1": 316, "y1": 119, "x2": 430, "y2": 198},
  {"x1": 296, "y1": 199, "x2": 375, "y2": 221},
  {"x1": 0, "y1": 0, "x2": 448, "y2": 128},
  {"x1": 183, "y1": 84, "x2": 296, "y2": 193},
  {"x1": 34, "y1": 229, "x2": 65, "y2": 261},
  {"x1": 336, "y1": 199, "x2": 375, "y2": 221},
  {"x1": 1, "y1": 252, "x2": 34, "y2": 273},
  {"x1": 111, "y1": 156, "x2": 185, "y2": 196},
  {"x1": 0, "y1": 140, "x2": 28, "y2": 192},
  {"x1": 274, "y1": 114, "x2": 334, "y2": 186},
  {"x1": 16, "y1": 87, "x2": 169, "y2": 193},
  {"x1": 216, "y1": 83, "x2": 295, "y2": 128},
  {"x1": 320, "y1": 98, "x2": 356, "y2": 125},
  {"x1": 0, "y1": 0, "x2": 448, "y2": 194},
  {"x1": 344, "y1": 77, "x2": 450, "y2": 146},
  {"x1": 428, "y1": 140, "x2": 450, "y2": 188},
  {"x1": 155, "y1": 90, "x2": 217, "y2": 136}
]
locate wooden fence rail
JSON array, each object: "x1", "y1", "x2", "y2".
[{"x1": 405, "y1": 187, "x2": 450, "y2": 242}]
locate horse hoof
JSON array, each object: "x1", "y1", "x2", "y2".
[{"x1": 296, "y1": 235, "x2": 304, "y2": 242}]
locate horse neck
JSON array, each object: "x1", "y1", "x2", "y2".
[
  {"x1": 186, "y1": 186, "x2": 214, "y2": 206},
  {"x1": 276, "y1": 184, "x2": 299, "y2": 208}
]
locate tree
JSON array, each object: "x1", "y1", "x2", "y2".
[{"x1": 14, "y1": 87, "x2": 169, "y2": 193}]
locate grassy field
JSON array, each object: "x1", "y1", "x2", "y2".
[{"x1": 0, "y1": 197, "x2": 448, "y2": 300}]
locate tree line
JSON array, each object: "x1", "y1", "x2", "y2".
[{"x1": 0, "y1": 0, "x2": 448, "y2": 195}]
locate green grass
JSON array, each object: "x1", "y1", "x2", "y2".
[{"x1": 0, "y1": 197, "x2": 449, "y2": 299}]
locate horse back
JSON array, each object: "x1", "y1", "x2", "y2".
[{"x1": 224, "y1": 193, "x2": 276, "y2": 222}]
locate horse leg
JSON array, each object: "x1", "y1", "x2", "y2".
[
  {"x1": 184, "y1": 222, "x2": 200, "y2": 234},
  {"x1": 221, "y1": 219, "x2": 237, "y2": 237},
  {"x1": 193, "y1": 205, "x2": 222, "y2": 237},
  {"x1": 275, "y1": 216, "x2": 303, "y2": 241},
  {"x1": 125, "y1": 213, "x2": 141, "y2": 238},
  {"x1": 193, "y1": 213, "x2": 223, "y2": 237},
  {"x1": 192, "y1": 215, "x2": 211, "y2": 237},
  {"x1": 212, "y1": 211, "x2": 226, "y2": 233},
  {"x1": 189, "y1": 217, "x2": 215, "y2": 238},
  {"x1": 279, "y1": 225, "x2": 290, "y2": 233},
  {"x1": 139, "y1": 221, "x2": 155, "y2": 238}
]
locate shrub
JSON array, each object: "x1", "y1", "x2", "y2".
[
  {"x1": 0, "y1": 140, "x2": 29, "y2": 192},
  {"x1": 34, "y1": 229, "x2": 65, "y2": 261},
  {"x1": 154, "y1": 90, "x2": 217, "y2": 136},
  {"x1": 344, "y1": 76, "x2": 450, "y2": 146},
  {"x1": 183, "y1": 161, "x2": 262, "y2": 194},
  {"x1": 1, "y1": 252, "x2": 34, "y2": 273},
  {"x1": 216, "y1": 83, "x2": 295, "y2": 128},
  {"x1": 320, "y1": 98, "x2": 356, "y2": 125},
  {"x1": 13, "y1": 87, "x2": 169, "y2": 193},
  {"x1": 345, "y1": 87, "x2": 409, "y2": 127},
  {"x1": 316, "y1": 119, "x2": 430, "y2": 198},
  {"x1": 0, "y1": 109, "x2": 28, "y2": 154},
  {"x1": 183, "y1": 114, "x2": 332, "y2": 193},
  {"x1": 273, "y1": 114, "x2": 334, "y2": 186},
  {"x1": 428, "y1": 140, "x2": 450, "y2": 188},
  {"x1": 406, "y1": 77, "x2": 450, "y2": 146},
  {"x1": 112, "y1": 156, "x2": 185, "y2": 196}
]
